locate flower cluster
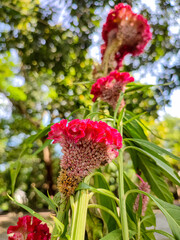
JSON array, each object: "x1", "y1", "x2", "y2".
[
  {"x1": 7, "y1": 215, "x2": 51, "y2": 240},
  {"x1": 133, "y1": 175, "x2": 150, "y2": 216},
  {"x1": 101, "y1": 3, "x2": 152, "y2": 69},
  {"x1": 48, "y1": 119, "x2": 122, "y2": 196},
  {"x1": 91, "y1": 70, "x2": 134, "y2": 109}
]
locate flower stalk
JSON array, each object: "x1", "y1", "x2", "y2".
[
  {"x1": 70, "y1": 190, "x2": 89, "y2": 240},
  {"x1": 118, "y1": 121, "x2": 129, "y2": 240}
]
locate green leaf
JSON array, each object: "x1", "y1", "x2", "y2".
[
  {"x1": 76, "y1": 182, "x2": 119, "y2": 204},
  {"x1": 20, "y1": 125, "x2": 52, "y2": 157},
  {"x1": 33, "y1": 187, "x2": 57, "y2": 212},
  {"x1": 124, "y1": 174, "x2": 138, "y2": 231},
  {"x1": 10, "y1": 160, "x2": 22, "y2": 194},
  {"x1": 100, "y1": 229, "x2": 122, "y2": 240},
  {"x1": 117, "y1": 106, "x2": 125, "y2": 128},
  {"x1": 123, "y1": 112, "x2": 147, "y2": 140},
  {"x1": 67, "y1": 107, "x2": 90, "y2": 120},
  {"x1": 7, "y1": 194, "x2": 52, "y2": 225},
  {"x1": 126, "y1": 138, "x2": 180, "y2": 161},
  {"x1": 123, "y1": 112, "x2": 146, "y2": 125},
  {"x1": 33, "y1": 139, "x2": 52, "y2": 155},
  {"x1": 151, "y1": 197, "x2": 180, "y2": 240},
  {"x1": 146, "y1": 229, "x2": 175, "y2": 240},
  {"x1": 94, "y1": 171, "x2": 119, "y2": 232},
  {"x1": 125, "y1": 145, "x2": 180, "y2": 185},
  {"x1": 126, "y1": 190, "x2": 180, "y2": 240},
  {"x1": 142, "y1": 201, "x2": 156, "y2": 227},
  {"x1": 127, "y1": 148, "x2": 173, "y2": 202},
  {"x1": 100, "y1": 229, "x2": 135, "y2": 240},
  {"x1": 86, "y1": 210, "x2": 103, "y2": 240},
  {"x1": 139, "y1": 155, "x2": 173, "y2": 203},
  {"x1": 88, "y1": 204, "x2": 121, "y2": 229},
  {"x1": 51, "y1": 216, "x2": 64, "y2": 237},
  {"x1": 125, "y1": 81, "x2": 174, "y2": 93},
  {"x1": 137, "y1": 119, "x2": 165, "y2": 140},
  {"x1": 53, "y1": 192, "x2": 61, "y2": 206}
]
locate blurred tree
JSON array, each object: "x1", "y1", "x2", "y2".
[{"x1": 0, "y1": 0, "x2": 179, "y2": 209}]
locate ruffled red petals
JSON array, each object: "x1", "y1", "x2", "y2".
[
  {"x1": 91, "y1": 70, "x2": 134, "y2": 102},
  {"x1": 7, "y1": 215, "x2": 51, "y2": 240},
  {"x1": 48, "y1": 119, "x2": 122, "y2": 150},
  {"x1": 101, "y1": 3, "x2": 152, "y2": 68}
]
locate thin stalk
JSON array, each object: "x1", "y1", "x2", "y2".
[
  {"x1": 118, "y1": 123, "x2": 129, "y2": 240},
  {"x1": 137, "y1": 217, "x2": 141, "y2": 240},
  {"x1": 70, "y1": 190, "x2": 89, "y2": 240}
]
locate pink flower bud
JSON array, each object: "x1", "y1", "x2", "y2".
[{"x1": 133, "y1": 175, "x2": 150, "y2": 216}]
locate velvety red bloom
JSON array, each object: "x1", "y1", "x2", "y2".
[
  {"x1": 91, "y1": 70, "x2": 134, "y2": 109},
  {"x1": 48, "y1": 119, "x2": 122, "y2": 196},
  {"x1": 133, "y1": 175, "x2": 150, "y2": 216},
  {"x1": 7, "y1": 215, "x2": 51, "y2": 240},
  {"x1": 102, "y1": 3, "x2": 152, "y2": 69}
]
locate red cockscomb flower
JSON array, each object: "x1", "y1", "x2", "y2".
[
  {"x1": 48, "y1": 119, "x2": 122, "y2": 196},
  {"x1": 101, "y1": 3, "x2": 152, "y2": 69},
  {"x1": 7, "y1": 215, "x2": 51, "y2": 240},
  {"x1": 91, "y1": 70, "x2": 134, "y2": 109},
  {"x1": 133, "y1": 175, "x2": 150, "y2": 216}
]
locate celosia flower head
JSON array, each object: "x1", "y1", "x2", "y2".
[
  {"x1": 133, "y1": 175, "x2": 150, "y2": 216},
  {"x1": 7, "y1": 215, "x2": 51, "y2": 240},
  {"x1": 48, "y1": 119, "x2": 122, "y2": 196},
  {"x1": 91, "y1": 70, "x2": 134, "y2": 109},
  {"x1": 102, "y1": 3, "x2": 152, "y2": 69}
]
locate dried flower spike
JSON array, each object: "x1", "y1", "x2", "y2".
[
  {"x1": 133, "y1": 175, "x2": 150, "y2": 216},
  {"x1": 101, "y1": 3, "x2": 152, "y2": 70},
  {"x1": 48, "y1": 119, "x2": 123, "y2": 196},
  {"x1": 7, "y1": 215, "x2": 51, "y2": 240},
  {"x1": 91, "y1": 70, "x2": 134, "y2": 110}
]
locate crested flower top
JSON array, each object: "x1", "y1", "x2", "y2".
[
  {"x1": 48, "y1": 119, "x2": 122, "y2": 196},
  {"x1": 101, "y1": 3, "x2": 152, "y2": 69},
  {"x1": 48, "y1": 119, "x2": 122, "y2": 151},
  {"x1": 7, "y1": 215, "x2": 51, "y2": 240},
  {"x1": 91, "y1": 70, "x2": 134, "y2": 102}
]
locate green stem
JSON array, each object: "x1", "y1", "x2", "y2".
[
  {"x1": 70, "y1": 190, "x2": 89, "y2": 240},
  {"x1": 118, "y1": 123, "x2": 129, "y2": 240},
  {"x1": 137, "y1": 217, "x2": 141, "y2": 240}
]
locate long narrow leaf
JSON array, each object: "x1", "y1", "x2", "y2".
[
  {"x1": 125, "y1": 138, "x2": 180, "y2": 161},
  {"x1": 76, "y1": 182, "x2": 119, "y2": 204},
  {"x1": 33, "y1": 187, "x2": 57, "y2": 212},
  {"x1": 127, "y1": 148, "x2": 173, "y2": 202},
  {"x1": 124, "y1": 145, "x2": 180, "y2": 185},
  {"x1": 10, "y1": 160, "x2": 22, "y2": 194},
  {"x1": 7, "y1": 194, "x2": 52, "y2": 225},
  {"x1": 94, "y1": 171, "x2": 119, "y2": 232},
  {"x1": 33, "y1": 139, "x2": 52, "y2": 155},
  {"x1": 146, "y1": 229, "x2": 175, "y2": 240}
]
